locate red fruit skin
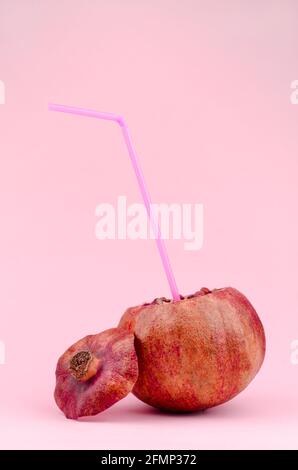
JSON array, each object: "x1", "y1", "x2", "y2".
[
  {"x1": 118, "y1": 288, "x2": 265, "y2": 412},
  {"x1": 54, "y1": 328, "x2": 138, "y2": 419},
  {"x1": 118, "y1": 305, "x2": 142, "y2": 333}
]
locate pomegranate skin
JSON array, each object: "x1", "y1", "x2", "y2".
[
  {"x1": 118, "y1": 288, "x2": 265, "y2": 412},
  {"x1": 118, "y1": 304, "x2": 143, "y2": 333},
  {"x1": 54, "y1": 328, "x2": 138, "y2": 419}
]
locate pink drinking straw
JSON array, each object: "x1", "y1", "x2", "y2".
[{"x1": 48, "y1": 103, "x2": 180, "y2": 300}]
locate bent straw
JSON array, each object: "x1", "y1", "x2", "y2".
[{"x1": 48, "y1": 103, "x2": 180, "y2": 300}]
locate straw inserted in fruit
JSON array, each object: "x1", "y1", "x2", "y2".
[
  {"x1": 50, "y1": 103, "x2": 266, "y2": 420},
  {"x1": 48, "y1": 103, "x2": 180, "y2": 300}
]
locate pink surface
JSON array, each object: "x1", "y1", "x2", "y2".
[{"x1": 0, "y1": 1, "x2": 298, "y2": 449}]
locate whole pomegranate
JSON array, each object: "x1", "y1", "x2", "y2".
[{"x1": 118, "y1": 287, "x2": 265, "y2": 412}]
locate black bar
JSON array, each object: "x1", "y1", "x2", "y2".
[{"x1": 0, "y1": 450, "x2": 297, "y2": 465}]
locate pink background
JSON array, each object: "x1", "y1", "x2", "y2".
[{"x1": 0, "y1": 0, "x2": 298, "y2": 449}]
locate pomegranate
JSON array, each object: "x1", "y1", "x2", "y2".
[
  {"x1": 118, "y1": 287, "x2": 265, "y2": 412},
  {"x1": 54, "y1": 328, "x2": 138, "y2": 419}
]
